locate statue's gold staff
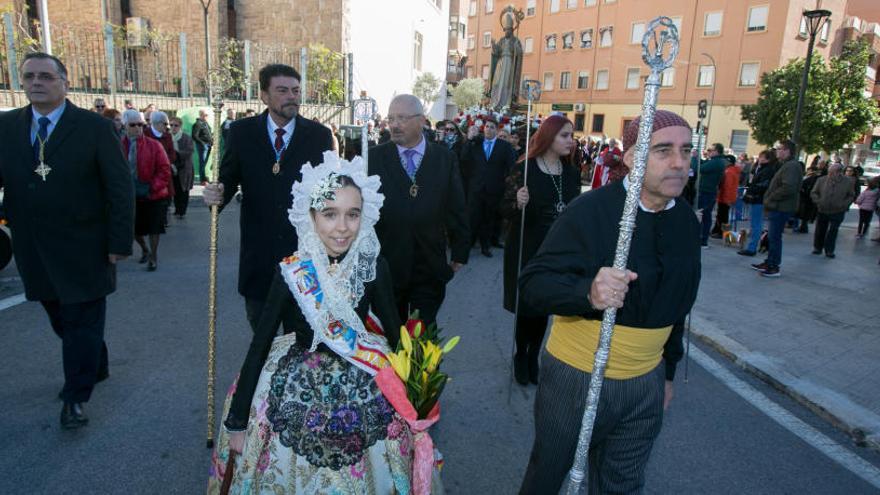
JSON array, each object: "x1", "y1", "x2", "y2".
[{"x1": 561, "y1": 16, "x2": 680, "y2": 494}]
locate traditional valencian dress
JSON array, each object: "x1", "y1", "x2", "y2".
[{"x1": 208, "y1": 152, "x2": 439, "y2": 494}]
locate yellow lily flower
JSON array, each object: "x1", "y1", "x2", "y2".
[
  {"x1": 400, "y1": 326, "x2": 413, "y2": 354},
  {"x1": 388, "y1": 351, "x2": 411, "y2": 382},
  {"x1": 425, "y1": 341, "x2": 443, "y2": 373}
]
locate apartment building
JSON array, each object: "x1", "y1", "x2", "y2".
[{"x1": 462, "y1": 0, "x2": 877, "y2": 155}]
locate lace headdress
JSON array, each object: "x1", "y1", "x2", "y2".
[{"x1": 286, "y1": 151, "x2": 386, "y2": 352}]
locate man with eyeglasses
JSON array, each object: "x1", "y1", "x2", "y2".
[
  {"x1": 0, "y1": 52, "x2": 133, "y2": 430},
  {"x1": 752, "y1": 139, "x2": 803, "y2": 277},
  {"x1": 368, "y1": 94, "x2": 470, "y2": 326},
  {"x1": 202, "y1": 63, "x2": 333, "y2": 332}
]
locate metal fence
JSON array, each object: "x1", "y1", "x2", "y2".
[{"x1": 0, "y1": 12, "x2": 349, "y2": 125}]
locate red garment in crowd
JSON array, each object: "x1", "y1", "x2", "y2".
[
  {"x1": 122, "y1": 136, "x2": 173, "y2": 201},
  {"x1": 602, "y1": 148, "x2": 628, "y2": 183},
  {"x1": 717, "y1": 164, "x2": 741, "y2": 205}
]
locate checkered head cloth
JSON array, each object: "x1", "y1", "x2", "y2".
[{"x1": 622, "y1": 110, "x2": 692, "y2": 153}]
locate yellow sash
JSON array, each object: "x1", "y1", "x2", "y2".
[{"x1": 546, "y1": 316, "x2": 672, "y2": 380}]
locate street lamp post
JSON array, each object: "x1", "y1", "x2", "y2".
[
  {"x1": 199, "y1": 0, "x2": 214, "y2": 105},
  {"x1": 791, "y1": 9, "x2": 831, "y2": 152}
]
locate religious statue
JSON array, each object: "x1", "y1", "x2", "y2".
[{"x1": 489, "y1": 6, "x2": 524, "y2": 111}]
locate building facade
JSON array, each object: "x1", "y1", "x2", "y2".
[{"x1": 463, "y1": 0, "x2": 877, "y2": 156}]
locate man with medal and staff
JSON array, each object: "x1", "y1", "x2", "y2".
[
  {"x1": 0, "y1": 52, "x2": 134, "y2": 430},
  {"x1": 203, "y1": 64, "x2": 333, "y2": 332}
]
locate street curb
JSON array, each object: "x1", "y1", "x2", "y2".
[{"x1": 688, "y1": 314, "x2": 880, "y2": 453}]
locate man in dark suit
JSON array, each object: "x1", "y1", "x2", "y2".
[
  {"x1": 0, "y1": 53, "x2": 134, "y2": 429},
  {"x1": 368, "y1": 94, "x2": 470, "y2": 326},
  {"x1": 203, "y1": 64, "x2": 333, "y2": 330},
  {"x1": 192, "y1": 109, "x2": 213, "y2": 183},
  {"x1": 461, "y1": 117, "x2": 516, "y2": 257}
]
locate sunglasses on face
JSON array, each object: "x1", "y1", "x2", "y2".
[{"x1": 128, "y1": 123, "x2": 145, "y2": 128}]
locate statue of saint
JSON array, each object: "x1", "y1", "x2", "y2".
[{"x1": 489, "y1": 7, "x2": 524, "y2": 111}]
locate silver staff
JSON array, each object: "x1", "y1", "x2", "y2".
[
  {"x1": 562, "y1": 17, "x2": 679, "y2": 494},
  {"x1": 354, "y1": 96, "x2": 376, "y2": 165},
  {"x1": 508, "y1": 80, "x2": 541, "y2": 401}
]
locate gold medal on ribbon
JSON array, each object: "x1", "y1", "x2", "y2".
[
  {"x1": 409, "y1": 183, "x2": 419, "y2": 198},
  {"x1": 272, "y1": 162, "x2": 281, "y2": 175}
]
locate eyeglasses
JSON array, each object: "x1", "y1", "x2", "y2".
[
  {"x1": 127, "y1": 123, "x2": 145, "y2": 128},
  {"x1": 22, "y1": 72, "x2": 64, "y2": 82},
  {"x1": 444, "y1": 128, "x2": 456, "y2": 132},
  {"x1": 387, "y1": 114, "x2": 421, "y2": 124},
  {"x1": 95, "y1": 105, "x2": 105, "y2": 109}
]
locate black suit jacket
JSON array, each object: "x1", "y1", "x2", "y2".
[
  {"x1": 219, "y1": 112, "x2": 333, "y2": 300},
  {"x1": 0, "y1": 100, "x2": 134, "y2": 304},
  {"x1": 369, "y1": 141, "x2": 470, "y2": 291},
  {"x1": 461, "y1": 136, "x2": 516, "y2": 198}
]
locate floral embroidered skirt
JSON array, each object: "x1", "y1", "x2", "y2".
[{"x1": 208, "y1": 333, "x2": 442, "y2": 494}]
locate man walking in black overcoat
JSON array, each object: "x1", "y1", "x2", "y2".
[
  {"x1": 0, "y1": 53, "x2": 134, "y2": 429},
  {"x1": 461, "y1": 117, "x2": 516, "y2": 257},
  {"x1": 203, "y1": 64, "x2": 333, "y2": 330},
  {"x1": 368, "y1": 94, "x2": 470, "y2": 326}
]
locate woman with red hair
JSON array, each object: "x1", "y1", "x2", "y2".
[{"x1": 501, "y1": 115, "x2": 581, "y2": 385}]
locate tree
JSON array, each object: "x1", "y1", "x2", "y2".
[
  {"x1": 741, "y1": 40, "x2": 880, "y2": 154},
  {"x1": 413, "y1": 72, "x2": 443, "y2": 107},
  {"x1": 448, "y1": 78, "x2": 484, "y2": 111},
  {"x1": 307, "y1": 43, "x2": 344, "y2": 105}
]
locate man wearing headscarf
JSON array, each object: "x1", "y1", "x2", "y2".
[{"x1": 518, "y1": 110, "x2": 702, "y2": 494}]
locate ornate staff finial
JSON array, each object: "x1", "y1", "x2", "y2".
[{"x1": 521, "y1": 79, "x2": 542, "y2": 102}]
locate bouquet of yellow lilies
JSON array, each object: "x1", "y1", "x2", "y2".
[{"x1": 386, "y1": 319, "x2": 460, "y2": 419}]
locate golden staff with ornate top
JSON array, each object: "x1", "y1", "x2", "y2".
[
  {"x1": 205, "y1": 70, "x2": 235, "y2": 449},
  {"x1": 562, "y1": 16, "x2": 679, "y2": 494}
]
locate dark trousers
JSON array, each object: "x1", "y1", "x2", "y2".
[
  {"x1": 41, "y1": 298, "x2": 108, "y2": 404},
  {"x1": 520, "y1": 353, "x2": 666, "y2": 494},
  {"x1": 697, "y1": 191, "x2": 716, "y2": 245},
  {"x1": 711, "y1": 202, "x2": 731, "y2": 235},
  {"x1": 814, "y1": 211, "x2": 845, "y2": 255},
  {"x1": 470, "y1": 194, "x2": 500, "y2": 250},
  {"x1": 172, "y1": 173, "x2": 190, "y2": 216},
  {"x1": 395, "y1": 263, "x2": 447, "y2": 327},
  {"x1": 195, "y1": 143, "x2": 211, "y2": 182},
  {"x1": 857, "y1": 209, "x2": 874, "y2": 236},
  {"x1": 764, "y1": 210, "x2": 791, "y2": 268},
  {"x1": 515, "y1": 314, "x2": 549, "y2": 365}
]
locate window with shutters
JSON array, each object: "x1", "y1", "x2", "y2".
[
  {"x1": 562, "y1": 32, "x2": 574, "y2": 49},
  {"x1": 577, "y1": 71, "x2": 589, "y2": 89},
  {"x1": 524, "y1": 37, "x2": 534, "y2": 53},
  {"x1": 698, "y1": 65, "x2": 714, "y2": 87},
  {"x1": 580, "y1": 29, "x2": 593, "y2": 48},
  {"x1": 631, "y1": 22, "x2": 645, "y2": 44},
  {"x1": 739, "y1": 62, "x2": 759, "y2": 86},
  {"x1": 661, "y1": 67, "x2": 675, "y2": 87},
  {"x1": 550, "y1": 0, "x2": 560, "y2": 13},
  {"x1": 592, "y1": 114, "x2": 605, "y2": 133},
  {"x1": 596, "y1": 69, "x2": 609, "y2": 90},
  {"x1": 626, "y1": 68, "x2": 641, "y2": 90},
  {"x1": 704, "y1": 11, "x2": 723, "y2": 36},
  {"x1": 546, "y1": 34, "x2": 558, "y2": 51},
  {"x1": 526, "y1": 0, "x2": 536, "y2": 16},
  {"x1": 544, "y1": 72, "x2": 555, "y2": 91},
  {"x1": 747, "y1": 6, "x2": 768, "y2": 32},
  {"x1": 599, "y1": 27, "x2": 613, "y2": 47},
  {"x1": 560, "y1": 71, "x2": 571, "y2": 89},
  {"x1": 730, "y1": 130, "x2": 749, "y2": 153}
]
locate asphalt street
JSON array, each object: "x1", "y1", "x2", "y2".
[{"x1": 1, "y1": 200, "x2": 879, "y2": 494}]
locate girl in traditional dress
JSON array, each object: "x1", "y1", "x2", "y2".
[{"x1": 208, "y1": 151, "x2": 421, "y2": 494}]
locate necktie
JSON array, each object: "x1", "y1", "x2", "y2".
[
  {"x1": 33, "y1": 116, "x2": 50, "y2": 162},
  {"x1": 403, "y1": 149, "x2": 417, "y2": 180},
  {"x1": 274, "y1": 128, "x2": 286, "y2": 155},
  {"x1": 484, "y1": 139, "x2": 492, "y2": 160}
]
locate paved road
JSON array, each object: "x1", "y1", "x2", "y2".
[{"x1": 1, "y1": 201, "x2": 879, "y2": 494}]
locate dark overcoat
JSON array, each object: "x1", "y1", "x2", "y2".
[
  {"x1": 368, "y1": 141, "x2": 470, "y2": 291},
  {"x1": 0, "y1": 100, "x2": 134, "y2": 304},
  {"x1": 218, "y1": 111, "x2": 333, "y2": 300}
]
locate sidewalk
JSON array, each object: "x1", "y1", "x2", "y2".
[{"x1": 692, "y1": 206, "x2": 880, "y2": 450}]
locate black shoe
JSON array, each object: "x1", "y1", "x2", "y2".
[
  {"x1": 481, "y1": 249, "x2": 493, "y2": 258},
  {"x1": 760, "y1": 266, "x2": 780, "y2": 277},
  {"x1": 147, "y1": 260, "x2": 157, "y2": 271},
  {"x1": 513, "y1": 353, "x2": 529, "y2": 386},
  {"x1": 811, "y1": 249, "x2": 821, "y2": 255},
  {"x1": 825, "y1": 253, "x2": 835, "y2": 259},
  {"x1": 709, "y1": 233, "x2": 722, "y2": 239},
  {"x1": 737, "y1": 250, "x2": 756, "y2": 256},
  {"x1": 751, "y1": 262, "x2": 769, "y2": 271},
  {"x1": 138, "y1": 252, "x2": 149, "y2": 264},
  {"x1": 61, "y1": 402, "x2": 88, "y2": 430}
]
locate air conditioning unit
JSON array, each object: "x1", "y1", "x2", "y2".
[
  {"x1": 574, "y1": 103, "x2": 586, "y2": 111},
  {"x1": 126, "y1": 17, "x2": 150, "y2": 48}
]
